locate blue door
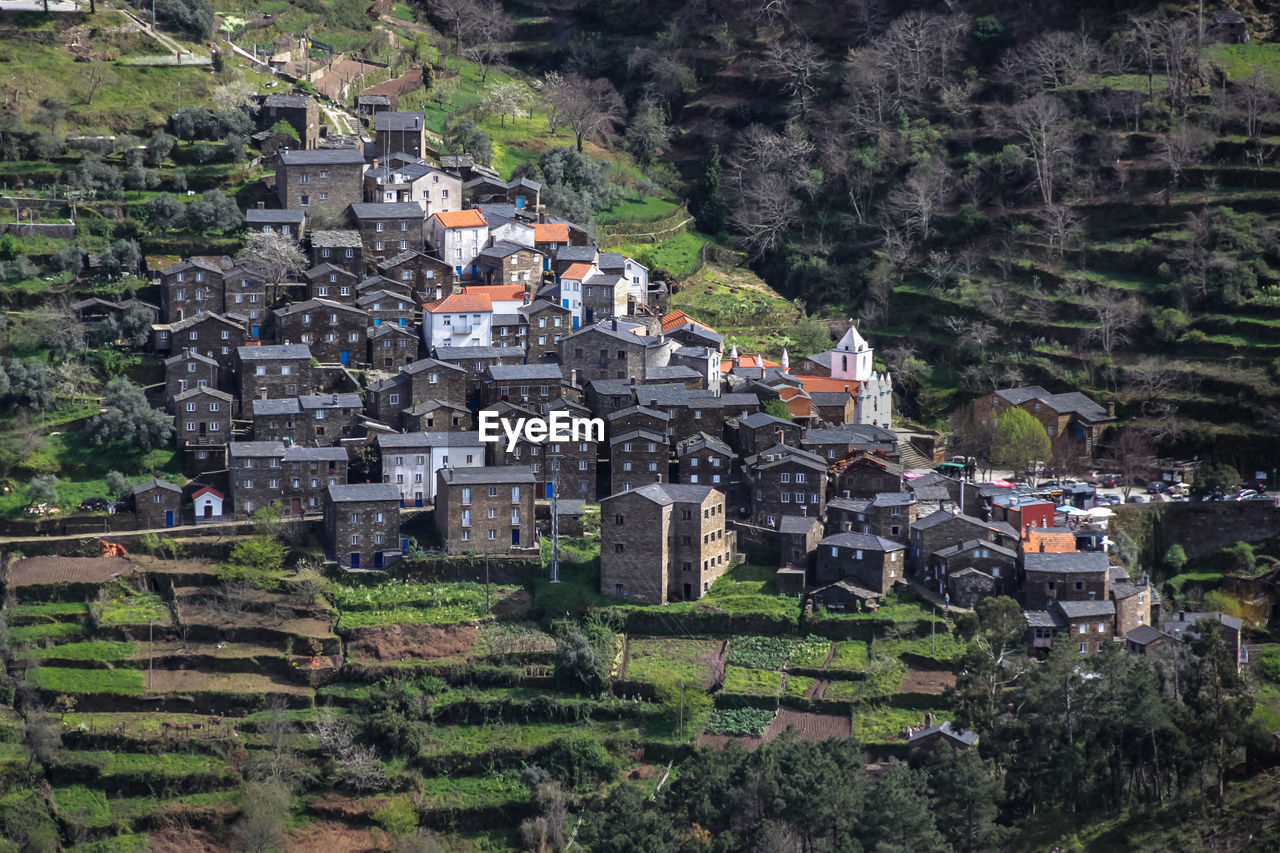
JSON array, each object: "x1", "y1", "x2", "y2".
[
  {"x1": 471, "y1": 264, "x2": 478, "y2": 279},
  {"x1": 372, "y1": 318, "x2": 381, "y2": 326},
  {"x1": 374, "y1": 552, "x2": 384, "y2": 569},
  {"x1": 543, "y1": 257, "x2": 550, "y2": 271},
  {"x1": 401, "y1": 538, "x2": 409, "y2": 552},
  {"x1": 164, "y1": 510, "x2": 174, "y2": 527},
  {"x1": 572, "y1": 316, "x2": 579, "y2": 330},
  {"x1": 415, "y1": 496, "x2": 423, "y2": 507},
  {"x1": 340, "y1": 350, "x2": 349, "y2": 365},
  {"x1": 545, "y1": 482, "x2": 554, "y2": 499},
  {"x1": 350, "y1": 553, "x2": 360, "y2": 569},
  {"x1": 512, "y1": 529, "x2": 520, "y2": 546},
  {"x1": 585, "y1": 308, "x2": 594, "y2": 323},
  {"x1": 515, "y1": 197, "x2": 525, "y2": 209},
  {"x1": 398, "y1": 318, "x2": 406, "y2": 326},
  {"x1": 251, "y1": 325, "x2": 260, "y2": 337}
]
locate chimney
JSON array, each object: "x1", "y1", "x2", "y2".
[
  {"x1": 1178, "y1": 611, "x2": 1186, "y2": 621},
  {"x1": 611, "y1": 319, "x2": 617, "y2": 331},
  {"x1": 523, "y1": 289, "x2": 531, "y2": 305},
  {"x1": 570, "y1": 368, "x2": 577, "y2": 387},
  {"x1": 435, "y1": 285, "x2": 442, "y2": 300},
  {"x1": 1088, "y1": 590, "x2": 1096, "y2": 600},
  {"x1": 373, "y1": 158, "x2": 379, "y2": 169},
  {"x1": 256, "y1": 201, "x2": 265, "y2": 209},
  {"x1": 332, "y1": 393, "x2": 338, "y2": 404},
  {"x1": 538, "y1": 208, "x2": 546, "y2": 223},
  {"x1": 1107, "y1": 401, "x2": 1116, "y2": 418},
  {"x1": 776, "y1": 428, "x2": 785, "y2": 446}
]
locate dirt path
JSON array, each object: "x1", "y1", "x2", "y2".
[
  {"x1": 821, "y1": 642, "x2": 836, "y2": 669},
  {"x1": 617, "y1": 635, "x2": 631, "y2": 680},
  {"x1": 807, "y1": 679, "x2": 829, "y2": 700}
]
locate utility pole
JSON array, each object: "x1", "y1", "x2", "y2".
[
  {"x1": 550, "y1": 458, "x2": 560, "y2": 583},
  {"x1": 679, "y1": 680, "x2": 685, "y2": 739},
  {"x1": 484, "y1": 558, "x2": 490, "y2": 611},
  {"x1": 148, "y1": 618, "x2": 154, "y2": 692}
]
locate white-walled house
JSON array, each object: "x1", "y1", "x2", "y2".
[
  {"x1": 427, "y1": 209, "x2": 489, "y2": 280},
  {"x1": 192, "y1": 485, "x2": 224, "y2": 521},
  {"x1": 557, "y1": 262, "x2": 597, "y2": 329},
  {"x1": 422, "y1": 291, "x2": 495, "y2": 350},
  {"x1": 376, "y1": 432, "x2": 485, "y2": 505}
]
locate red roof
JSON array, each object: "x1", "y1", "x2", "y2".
[
  {"x1": 191, "y1": 486, "x2": 224, "y2": 500},
  {"x1": 462, "y1": 284, "x2": 525, "y2": 302},
  {"x1": 660, "y1": 309, "x2": 717, "y2": 334},
  {"x1": 432, "y1": 209, "x2": 488, "y2": 229},
  {"x1": 532, "y1": 223, "x2": 570, "y2": 243},
  {"x1": 796, "y1": 376, "x2": 859, "y2": 394},
  {"x1": 719, "y1": 354, "x2": 781, "y2": 373},
  {"x1": 561, "y1": 262, "x2": 595, "y2": 280},
  {"x1": 424, "y1": 292, "x2": 493, "y2": 313}
]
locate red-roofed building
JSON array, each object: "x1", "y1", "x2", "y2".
[
  {"x1": 192, "y1": 486, "x2": 225, "y2": 521},
  {"x1": 661, "y1": 309, "x2": 717, "y2": 335},
  {"x1": 557, "y1": 261, "x2": 600, "y2": 329},
  {"x1": 422, "y1": 291, "x2": 496, "y2": 349},
  {"x1": 720, "y1": 353, "x2": 781, "y2": 373},
  {"x1": 427, "y1": 209, "x2": 490, "y2": 280},
  {"x1": 461, "y1": 284, "x2": 527, "y2": 311}
]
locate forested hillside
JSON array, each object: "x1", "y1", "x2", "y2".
[{"x1": 466, "y1": 0, "x2": 1280, "y2": 465}]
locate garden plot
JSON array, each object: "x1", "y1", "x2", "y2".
[
  {"x1": 622, "y1": 637, "x2": 725, "y2": 688},
  {"x1": 345, "y1": 622, "x2": 481, "y2": 664},
  {"x1": 334, "y1": 580, "x2": 522, "y2": 630},
  {"x1": 145, "y1": 669, "x2": 314, "y2": 699},
  {"x1": 701, "y1": 708, "x2": 849, "y2": 749}
]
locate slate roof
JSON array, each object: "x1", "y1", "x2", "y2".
[
  {"x1": 1023, "y1": 551, "x2": 1111, "y2": 575},
  {"x1": 310, "y1": 230, "x2": 362, "y2": 248},
  {"x1": 818, "y1": 532, "x2": 904, "y2": 552},
  {"x1": 402, "y1": 357, "x2": 465, "y2": 375},
  {"x1": 738, "y1": 411, "x2": 795, "y2": 430},
  {"x1": 993, "y1": 386, "x2": 1112, "y2": 423},
  {"x1": 350, "y1": 202, "x2": 425, "y2": 220},
  {"x1": 908, "y1": 721, "x2": 979, "y2": 747},
  {"x1": 778, "y1": 515, "x2": 822, "y2": 535},
  {"x1": 607, "y1": 405, "x2": 668, "y2": 423},
  {"x1": 374, "y1": 111, "x2": 424, "y2": 131},
  {"x1": 376, "y1": 432, "x2": 483, "y2": 448},
  {"x1": 1023, "y1": 610, "x2": 1067, "y2": 629},
  {"x1": 229, "y1": 441, "x2": 286, "y2": 458},
  {"x1": 438, "y1": 466, "x2": 536, "y2": 485},
  {"x1": 555, "y1": 245, "x2": 598, "y2": 263},
  {"x1": 871, "y1": 492, "x2": 916, "y2": 508},
  {"x1": 327, "y1": 483, "x2": 401, "y2": 502},
  {"x1": 485, "y1": 363, "x2": 564, "y2": 381},
  {"x1": 246, "y1": 209, "x2": 305, "y2": 224},
  {"x1": 811, "y1": 579, "x2": 881, "y2": 599},
  {"x1": 646, "y1": 366, "x2": 702, "y2": 382},
  {"x1": 1056, "y1": 599, "x2": 1116, "y2": 619},
  {"x1": 279, "y1": 149, "x2": 366, "y2": 165},
  {"x1": 434, "y1": 345, "x2": 513, "y2": 361},
  {"x1": 676, "y1": 432, "x2": 733, "y2": 457},
  {"x1": 599, "y1": 482, "x2": 716, "y2": 506},
  {"x1": 173, "y1": 386, "x2": 233, "y2": 402},
  {"x1": 745, "y1": 443, "x2": 827, "y2": 471},
  {"x1": 933, "y1": 539, "x2": 1017, "y2": 559},
  {"x1": 827, "y1": 497, "x2": 872, "y2": 513},
  {"x1": 284, "y1": 446, "x2": 348, "y2": 462},
  {"x1": 133, "y1": 478, "x2": 181, "y2": 495},
  {"x1": 263, "y1": 93, "x2": 312, "y2": 109},
  {"x1": 1164, "y1": 611, "x2": 1244, "y2": 637},
  {"x1": 477, "y1": 241, "x2": 531, "y2": 262},
  {"x1": 913, "y1": 509, "x2": 992, "y2": 531},
  {"x1": 237, "y1": 344, "x2": 311, "y2": 361},
  {"x1": 1111, "y1": 582, "x2": 1147, "y2": 601},
  {"x1": 609, "y1": 429, "x2": 668, "y2": 446},
  {"x1": 1126, "y1": 625, "x2": 1172, "y2": 646}
]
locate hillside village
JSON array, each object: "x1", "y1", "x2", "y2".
[{"x1": 5, "y1": 0, "x2": 1280, "y2": 851}]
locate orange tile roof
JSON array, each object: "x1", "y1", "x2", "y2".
[
  {"x1": 432, "y1": 209, "x2": 488, "y2": 229},
  {"x1": 660, "y1": 309, "x2": 717, "y2": 334},
  {"x1": 532, "y1": 222, "x2": 570, "y2": 243},
  {"x1": 423, "y1": 292, "x2": 492, "y2": 313},
  {"x1": 796, "y1": 376, "x2": 859, "y2": 394},
  {"x1": 1021, "y1": 528, "x2": 1076, "y2": 554},
  {"x1": 719, "y1": 354, "x2": 780, "y2": 373},
  {"x1": 462, "y1": 284, "x2": 525, "y2": 302},
  {"x1": 561, "y1": 262, "x2": 595, "y2": 280}
]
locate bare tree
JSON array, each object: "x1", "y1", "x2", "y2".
[
  {"x1": 728, "y1": 173, "x2": 800, "y2": 260},
  {"x1": 1159, "y1": 122, "x2": 1213, "y2": 197},
  {"x1": 1233, "y1": 71, "x2": 1279, "y2": 140},
  {"x1": 80, "y1": 63, "x2": 117, "y2": 107},
  {"x1": 237, "y1": 231, "x2": 306, "y2": 306},
  {"x1": 1101, "y1": 428, "x2": 1155, "y2": 499},
  {"x1": 1003, "y1": 94, "x2": 1076, "y2": 205},
  {"x1": 544, "y1": 75, "x2": 625, "y2": 153},
  {"x1": 885, "y1": 159, "x2": 953, "y2": 244},
  {"x1": 999, "y1": 31, "x2": 1102, "y2": 95},
  {"x1": 1085, "y1": 288, "x2": 1139, "y2": 355},
  {"x1": 1126, "y1": 16, "x2": 1161, "y2": 100},
  {"x1": 724, "y1": 124, "x2": 814, "y2": 259},
  {"x1": 760, "y1": 39, "x2": 826, "y2": 118},
  {"x1": 338, "y1": 744, "x2": 388, "y2": 795},
  {"x1": 1033, "y1": 203, "x2": 1086, "y2": 261},
  {"x1": 461, "y1": 0, "x2": 514, "y2": 84},
  {"x1": 432, "y1": 0, "x2": 476, "y2": 55},
  {"x1": 1157, "y1": 18, "x2": 1200, "y2": 115},
  {"x1": 874, "y1": 11, "x2": 967, "y2": 105}
]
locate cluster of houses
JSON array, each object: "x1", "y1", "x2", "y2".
[{"x1": 92, "y1": 92, "x2": 1237, "y2": 660}]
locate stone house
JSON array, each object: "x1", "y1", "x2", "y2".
[
  {"x1": 163, "y1": 348, "x2": 220, "y2": 408},
  {"x1": 258, "y1": 93, "x2": 320, "y2": 148},
  {"x1": 606, "y1": 405, "x2": 669, "y2": 441},
  {"x1": 779, "y1": 515, "x2": 824, "y2": 574},
  {"x1": 826, "y1": 492, "x2": 916, "y2": 543},
  {"x1": 377, "y1": 431, "x2": 484, "y2": 505},
  {"x1": 158, "y1": 258, "x2": 224, "y2": 324},
  {"x1": 475, "y1": 241, "x2": 544, "y2": 287},
  {"x1": 810, "y1": 580, "x2": 883, "y2": 612},
  {"x1": 732, "y1": 411, "x2": 802, "y2": 456},
  {"x1": 235, "y1": 344, "x2": 313, "y2": 411},
  {"x1": 364, "y1": 374, "x2": 414, "y2": 427},
  {"x1": 1022, "y1": 550, "x2": 1112, "y2": 611},
  {"x1": 515, "y1": 299, "x2": 571, "y2": 364},
  {"x1": 743, "y1": 444, "x2": 827, "y2": 528},
  {"x1": 479, "y1": 363, "x2": 569, "y2": 411},
  {"x1": 609, "y1": 428, "x2": 669, "y2": 496},
  {"x1": 272, "y1": 298, "x2": 368, "y2": 366},
  {"x1": 373, "y1": 112, "x2": 428, "y2": 159},
  {"x1": 1112, "y1": 579, "x2": 1154, "y2": 636},
  {"x1": 305, "y1": 263, "x2": 361, "y2": 303},
  {"x1": 585, "y1": 379, "x2": 639, "y2": 423},
  {"x1": 1163, "y1": 611, "x2": 1244, "y2": 672},
  {"x1": 801, "y1": 424, "x2": 899, "y2": 464},
  {"x1": 814, "y1": 532, "x2": 906, "y2": 591},
  {"x1": 830, "y1": 451, "x2": 903, "y2": 499},
  {"x1": 134, "y1": 479, "x2": 182, "y2": 528},
  {"x1": 1055, "y1": 599, "x2": 1117, "y2": 654},
  {"x1": 930, "y1": 540, "x2": 1018, "y2": 608},
  {"x1": 403, "y1": 399, "x2": 472, "y2": 433},
  {"x1": 324, "y1": 483, "x2": 403, "y2": 570},
  {"x1": 581, "y1": 273, "x2": 628, "y2": 324},
  {"x1": 909, "y1": 509, "x2": 1000, "y2": 574},
  {"x1": 349, "y1": 202, "x2": 425, "y2": 262},
  {"x1": 1125, "y1": 625, "x2": 1175, "y2": 656},
  {"x1": 403, "y1": 357, "x2": 469, "y2": 406},
  {"x1": 357, "y1": 289, "x2": 417, "y2": 330},
  {"x1": 246, "y1": 208, "x2": 305, "y2": 241},
  {"x1": 276, "y1": 148, "x2": 367, "y2": 211},
  {"x1": 600, "y1": 483, "x2": 733, "y2": 604},
  {"x1": 252, "y1": 392, "x2": 363, "y2": 445},
  {"x1": 154, "y1": 313, "x2": 247, "y2": 386},
  {"x1": 363, "y1": 162, "x2": 462, "y2": 218},
  {"x1": 435, "y1": 466, "x2": 537, "y2": 553},
  {"x1": 174, "y1": 386, "x2": 232, "y2": 475},
  {"x1": 432, "y1": 345, "x2": 524, "y2": 400},
  {"x1": 971, "y1": 386, "x2": 1115, "y2": 467},
  {"x1": 368, "y1": 323, "x2": 420, "y2": 368},
  {"x1": 229, "y1": 441, "x2": 348, "y2": 516},
  {"x1": 308, "y1": 231, "x2": 363, "y2": 275},
  {"x1": 675, "y1": 432, "x2": 733, "y2": 488},
  {"x1": 378, "y1": 250, "x2": 457, "y2": 295},
  {"x1": 222, "y1": 263, "x2": 270, "y2": 337},
  {"x1": 561, "y1": 320, "x2": 664, "y2": 384}
]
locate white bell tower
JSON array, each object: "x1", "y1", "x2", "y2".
[{"x1": 830, "y1": 321, "x2": 873, "y2": 382}]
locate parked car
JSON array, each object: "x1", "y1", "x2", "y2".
[
  {"x1": 79, "y1": 497, "x2": 110, "y2": 512},
  {"x1": 1101, "y1": 494, "x2": 1122, "y2": 505},
  {"x1": 1128, "y1": 495, "x2": 1147, "y2": 503},
  {"x1": 1232, "y1": 489, "x2": 1260, "y2": 501},
  {"x1": 1147, "y1": 481, "x2": 1171, "y2": 494}
]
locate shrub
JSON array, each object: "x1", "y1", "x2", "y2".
[{"x1": 726, "y1": 636, "x2": 794, "y2": 670}]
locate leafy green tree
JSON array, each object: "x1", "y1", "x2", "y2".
[
  {"x1": 625, "y1": 101, "x2": 669, "y2": 165},
  {"x1": 1163, "y1": 544, "x2": 1188, "y2": 574},
  {"x1": 924, "y1": 749, "x2": 1010, "y2": 851},
  {"x1": 554, "y1": 630, "x2": 607, "y2": 694},
  {"x1": 145, "y1": 194, "x2": 185, "y2": 231},
  {"x1": 1224, "y1": 540, "x2": 1256, "y2": 575},
  {"x1": 28, "y1": 475, "x2": 58, "y2": 505},
  {"x1": 1110, "y1": 529, "x2": 1139, "y2": 572},
  {"x1": 186, "y1": 189, "x2": 242, "y2": 233},
  {"x1": 120, "y1": 303, "x2": 156, "y2": 348},
  {"x1": 443, "y1": 116, "x2": 493, "y2": 166},
  {"x1": 1151, "y1": 307, "x2": 1189, "y2": 342},
  {"x1": 100, "y1": 238, "x2": 141, "y2": 277},
  {"x1": 689, "y1": 144, "x2": 728, "y2": 234},
  {"x1": 1184, "y1": 619, "x2": 1256, "y2": 804},
  {"x1": 537, "y1": 147, "x2": 624, "y2": 224},
  {"x1": 105, "y1": 471, "x2": 131, "y2": 498},
  {"x1": 372, "y1": 797, "x2": 418, "y2": 838},
  {"x1": 866, "y1": 759, "x2": 948, "y2": 852},
  {"x1": 145, "y1": 129, "x2": 175, "y2": 165},
  {"x1": 762, "y1": 397, "x2": 793, "y2": 421},
  {"x1": 1193, "y1": 463, "x2": 1241, "y2": 497},
  {"x1": 952, "y1": 596, "x2": 1029, "y2": 732},
  {"x1": 580, "y1": 784, "x2": 679, "y2": 853},
  {"x1": 222, "y1": 537, "x2": 288, "y2": 586},
  {"x1": 991, "y1": 407, "x2": 1051, "y2": 477},
  {"x1": 85, "y1": 378, "x2": 174, "y2": 455}
]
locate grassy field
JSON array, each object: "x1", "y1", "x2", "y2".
[
  {"x1": 783, "y1": 674, "x2": 816, "y2": 698},
  {"x1": 625, "y1": 637, "x2": 722, "y2": 688},
  {"x1": 11, "y1": 622, "x2": 89, "y2": 644},
  {"x1": 28, "y1": 667, "x2": 145, "y2": 695},
  {"x1": 334, "y1": 581, "x2": 515, "y2": 628},
  {"x1": 616, "y1": 231, "x2": 709, "y2": 278},
  {"x1": 722, "y1": 665, "x2": 783, "y2": 697},
  {"x1": 596, "y1": 195, "x2": 679, "y2": 224},
  {"x1": 827, "y1": 641, "x2": 869, "y2": 673},
  {"x1": 98, "y1": 593, "x2": 168, "y2": 625},
  {"x1": 27, "y1": 641, "x2": 136, "y2": 662}
]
